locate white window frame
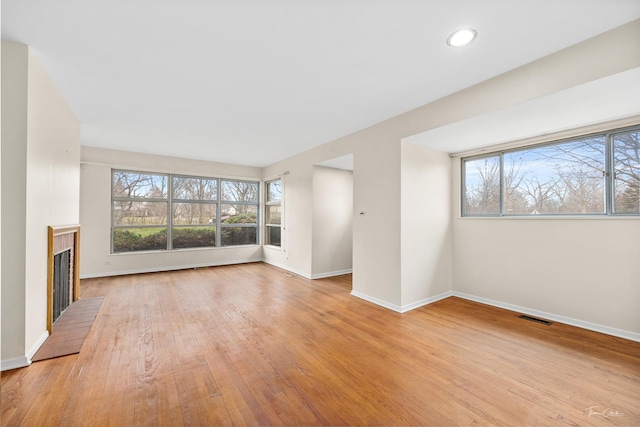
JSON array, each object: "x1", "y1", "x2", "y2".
[
  {"x1": 111, "y1": 169, "x2": 260, "y2": 253},
  {"x1": 461, "y1": 125, "x2": 640, "y2": 217},
  {"x1": 264, "y1": 176, "x2": 284, "y2": 249}
]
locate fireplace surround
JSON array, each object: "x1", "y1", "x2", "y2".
[{"x1": 47, "y1": 225, "x2": 80, "y2": 334}]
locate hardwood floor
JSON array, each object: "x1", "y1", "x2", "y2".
[{"x1": 2, "y1": 262, "x2": 639, "y2": 426}]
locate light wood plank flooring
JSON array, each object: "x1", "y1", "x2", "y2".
[{"x1": 2, "y1": 262, "x2": 639, "y2": 426}]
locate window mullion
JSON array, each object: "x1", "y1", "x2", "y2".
[
  {"x1": 499, "y1": 153, "x2": 505, "y2": 216},
  {"x1": 605, "y1": 134, "x2": 613, "y2": 215},
  {"x1": 168, "y1": 175, "x2": 173, "y2": 250},
  {"x1": 216, "y1": 178, "x2": 221, "y2": 247}
]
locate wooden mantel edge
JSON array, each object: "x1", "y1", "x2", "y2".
[{"x1": 49, "y1": 224, "x2": 81, "y2": 235}]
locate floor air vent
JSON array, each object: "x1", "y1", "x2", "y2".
[{"x1": 519, "y1": 314, "x2": 553, "y2": 325}]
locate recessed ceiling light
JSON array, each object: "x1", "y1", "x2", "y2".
[{"x1": 447, "y1": 28, "x2": 477, "y2": 47}]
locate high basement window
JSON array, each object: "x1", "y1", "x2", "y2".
[{"x1": 462, "y1": 126, "x2": 640, "y2": 216}]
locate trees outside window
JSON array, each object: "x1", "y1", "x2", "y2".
[
  {"x1": 462, "y1": 126, "x2": 639, "y2": 217},
  {"x1": 220, "y1": 180, "x2": 259, "y2": 246},
  {"x1": 463, "y1": 156, "x2": 500, "y2": 215},
  {"x1": 612, "y1": 130, "x2": 640, "y2": 214},
  {"x1": 112, "y1": 172, "x2": 169, "y2": 252},
  {"x1": 172, "y1": 176, "x2": 218, "y2": 249},
  {"x1": 264, "y1": 179, "x2": 282, "y2": 247},
  {"x1": 112, "y1": 171, "x2": 259, "y2": 252}
]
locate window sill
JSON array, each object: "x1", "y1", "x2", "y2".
[
  {"x1": 458, "y1": 215, "x2": 640, "y2": 220},
  {"x1": 110, "y1": 244, "x2": 261, "y2": 255}
]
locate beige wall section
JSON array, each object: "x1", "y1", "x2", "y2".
[
  {"x1": 451, "y1": 159, "x2": 640, "y2": 335},
  {"x1": 1, "y1": 41, "x2": 29, "y2": 363},
  {"x1": 263, "y1": 128, "x2": 402, "y2": 306},
  {"x1": 262, "y1": 143, "x2": 355, "y2": 279},
  {"x1": 311, "y1": 166, "x2": 353, "y2": 278},
  {"x1": 79, "y1": 147, "x2": 263, "y2": 277},
  {"x1": 0, "y1": 26, "x2": 3, "y2": 368},
  {"x1": 263, "y1": 20, "x2": 640, "y2": 311},
  {"x1": 25, "y1": 50, "x2": 81, "y2": 353},
  {"x1": 262, "y1": 154, "x2": 314, "y2": 277},
  {"x1": 1, "y1": 41, "x2": 80, "y2": 369},
  {"x1": 400, "y1": 143, "x2": 452, "y2": 308}
]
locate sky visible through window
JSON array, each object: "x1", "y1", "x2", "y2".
[{"x1": 464, "y1": 129, "x2": 639, "y2": 215}]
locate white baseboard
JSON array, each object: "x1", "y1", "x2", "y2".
[
  {"x1": 80, "y1": 260, "x2": 639, "y2": 343},
  {"x1": 349, "y1": 289, "x2": 639, "y2": 342},
  {"x1": 28, "y1": 331, "x2": 50, "y2": 360},
  {"x1": 1, "y1": 330, "x2": 49, "y2": 372},
  {"x1": 262, "y1": 261, "x2": 352, "y2": 280},
  {"x1": 84, "y1": 259, "x2": 351, "y2": 282},
  {"x1": 80, "y1": 259, "x2": 262, "y2": 279},
  {"x1": 453, "y1": 291, "x2": 640, "y2": 343},
  {"x1": 310, "y1": 269, "x2": 353, "y2": 279},
  {"x1": 400, "y1": 291, "x2": 453, "y2": 313},
  {"x1": 350, "y1": 290, "x2": 453, "y2": 313},
  {"x1": 1, "y1": 356, "x2": 31, "y2": 372},
  {"x1": 261, "y1": 260, "x2": 313, "y2": 279},
  {"x1": 350, "y1": 291, "x2": 403, "y2": 313}
]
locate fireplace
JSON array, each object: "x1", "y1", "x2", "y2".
[
  {"x1": 47, "y1": 225, "x2": 80, "y2": 334},
  {"x1": 53, "y1": 249, "x2": 72, "y2": 323}
]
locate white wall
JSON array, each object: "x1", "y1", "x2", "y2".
[
  {"x1": 400, "y1": 142, "x2": 452, "y2": 308},
  {"x1": 80, "y1": 147, "x2": 263, "y2": 277},
  {"x1": 25, "y1": 50, "x2": 81, "y2": 352},
  {"x1": 1, "y1": 40, "x2": 80, "y2": 370},
  {"x1": 311, "y1": 166, "x2": 353, "y2": 278},
  {"x1": 267, "y1": 20, "x2": 640, "y2": 321},
  {"x1": 263, "y1": 127, "x2": 403, "y2": 306},
  {"x1": 0, "y1": 20, "x2": 3, "y2": 369},
  {"x1": 451, "y1": 161, "x2": 640, "y2": 337},
  {"x1": 1, "y1": 40, "x2": 28, "y2": 365},
  {"x1": 262, "y1": 155, "x2": 315, "y2": 277}
]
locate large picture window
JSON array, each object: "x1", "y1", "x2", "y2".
[
  {"x1": 112, "y1": 172, "x2": 169, "y2": 252},
  {"x1": 264, "y1": 178, "x2": 282, "y2": 247},
  {"x1": 112, "y1": 171, "x2": 259, "y2": 253},
  {"x1": 220, "y1": 179, "x2": 259, "y2": 246},
  {"x1": 462, "y1": 126, "x2": 640, "y2": 216},
  {"x1": 172, "y1": 175, "x2": 218, "y2": 249}
]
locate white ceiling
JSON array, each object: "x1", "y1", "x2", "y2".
[
  {"x1": 317, "y1": 154, "x2": 354, "y2": 171},
  {"x1": 406, "y1": 67, "x2": 640, "y2": 154},
  {"x1": 3, "y1": 1, "x2": 640, "y2": 167}
]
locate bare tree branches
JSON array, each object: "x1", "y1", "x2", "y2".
[{"x1": 464, "y1": 129, "x2": 639, "y2": 215}]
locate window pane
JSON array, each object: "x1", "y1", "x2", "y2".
[
  {"x1": 267, "y1": 179, "x2": 282, "y2": 202},
  {"x1": 221, "y1": 204, "x2": 257, "y2": 224},
  {"x1": 113, "y1": 171, "x2": 168, "y2": 199},
  {"x1": 172, "y1": 226, "x2": 216, "y2": 249},
  {"x1": 266, "y1": 205, "x2": 281, "y2": 225},
  {"x1": 613, "y1": 130, "x2": 640, "y2": 214},
  {"x1": 221, "y1": 180, "x2": 258, "y2": 202},
  {"x1": 503, "y1": 138, "x2": 605, "y2": 214},
  {"x1": 113, "y1": 201, "x2": 168, "y2": 226},
  {"x1": 113, "y1": 227, "x2": 167, "y2": 252},
  {"x1": 265, "y1": 225, "x2": 281, "y2": 247},
  {"x1": 173, "y1": 176, "x2": 217, "y2": 200},
  {"x1": 464, "y1": 156, "x2": 500, "y2": 215},
  {"x1": 173, "y1": 203, "x2": 217, "y2": 225},
  {"x1": 221, "y1": 227, "x2": 257, "y2": 246}
]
